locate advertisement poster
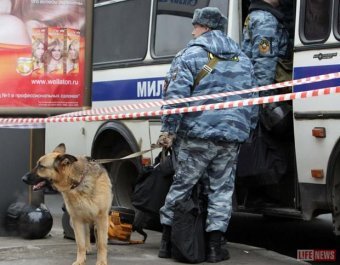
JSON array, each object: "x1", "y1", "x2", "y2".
[{"x1": 0, "y1": 0, "x2": 86, "y2": 110}]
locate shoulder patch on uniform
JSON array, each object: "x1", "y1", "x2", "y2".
[{"x1": 259, "y1": 38, "x2": 270, "y2": 54}]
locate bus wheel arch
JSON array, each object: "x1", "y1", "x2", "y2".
[
  {"x1": 327, "y1": 139, "x2": 340, "y2": 236},
  {"x1": 91, "y1": 121, "x2": 143, "y2": 208}
]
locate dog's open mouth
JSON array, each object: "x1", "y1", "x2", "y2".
[{"x1": 33, "y1": 180, "x2": 48, "y2": 191}]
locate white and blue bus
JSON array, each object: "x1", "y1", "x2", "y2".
[{"x1": 45, "y1": 0, "x2": 340, "y2": 236}]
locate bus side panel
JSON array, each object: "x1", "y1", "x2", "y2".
[
  {"x1": 286, "y1": 0, "x2": 340, "y2": 219},
  {"x1": 293, "y1": 50, "x2": 340, "y2": 186},
  {"x1": 45, "y1": 120, "x2": 155, "y2": 161}
]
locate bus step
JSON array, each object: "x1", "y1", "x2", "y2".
[{"x1": 262, "y1": 208, "x2": 303, "y2": 219}]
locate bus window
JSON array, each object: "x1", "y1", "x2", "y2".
[
  {"x1": 153, "y1": 0, "x2": 228, "y2": 58},
  {"x1": 153, "y1": 14, "x2": 191, "y2": 57},
  {"x1": 93, "y1": 0, "x2": 151, "y2": 67},
  {"x1": 335, "y1": 0, "x2": 340, "y2": 40},
  {"x1": 300, "y1": 0, "x2": 331, "y2": 43}
]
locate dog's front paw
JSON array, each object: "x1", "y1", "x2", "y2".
[{"x1": 95, "y1": 260, "x2": 107, "y2": 265}]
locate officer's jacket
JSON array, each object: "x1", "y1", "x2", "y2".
[
  {"x1": 161, "y1": 30, "x2": 257, "y2": 143},
  {"x1": 242, "y1": 0, "x2": 289, "y2": 87}
]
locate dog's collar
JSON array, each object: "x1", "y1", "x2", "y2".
[{"x1": 70, "y1": 173, "x2": 85, "y2": 190}]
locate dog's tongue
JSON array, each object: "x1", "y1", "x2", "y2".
[{"x1": 33, "y1": 181, "x2": 46, "y2": 191}]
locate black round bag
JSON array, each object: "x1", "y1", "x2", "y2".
[
  {"x1": 6, "y1": 202, "x2": 53, "y2": 239},
  {"x1": 19, "y1": 204, "x2": 53, "y2": 239}
]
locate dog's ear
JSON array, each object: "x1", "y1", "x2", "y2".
[
  {"x1": 59, "y1": 154, "x2": 78, "y2": 166},
  {"x1": 53, "y1": 154, "x2": 77, "y2": 172},
  {"x1": 53, "y1": 143, "x2": 66, "y2": 154}
]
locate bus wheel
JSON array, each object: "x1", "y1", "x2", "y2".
[
  {"x1": 109, "y1": 152, "x2": 139, "y2": 208},
  {"x1": 330, "y1": 143, "x2": 340, "y2": 236}
]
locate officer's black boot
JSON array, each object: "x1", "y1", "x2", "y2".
[
  {"x1": 206, "y1": 231, "x2": 230, "y2": 263},
  {"x1": 158, "y1": 225, "x2": 172, "y2": 258}
]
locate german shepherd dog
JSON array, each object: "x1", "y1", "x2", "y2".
[{"x1": 22, "y1": 143, "x2": 113, "y2": 265}]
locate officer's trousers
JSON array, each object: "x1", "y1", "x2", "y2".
[{"x1": 160, "y1": 137, "x2": 240, "y2": 232}]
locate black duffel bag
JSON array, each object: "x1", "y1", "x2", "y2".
[
  {"x1": 237, "y1": 123, "x2": 288, "y2": 186},
  {"x1": 132, "y1": 148, "x2": 176, "y2": 215},
  {"x1": 171, "y1": 184, "x2": 207, "y2": 264}
]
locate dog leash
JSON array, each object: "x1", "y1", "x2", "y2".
[{"x1": 94, "y1": 144, "x2": 160, "y2": 164}]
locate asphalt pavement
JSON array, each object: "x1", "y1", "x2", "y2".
[{"x1": 0, "y1": 194, "x2": 310, "y2": 265}]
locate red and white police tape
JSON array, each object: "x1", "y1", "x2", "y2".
[
  {"x1": 58, "y1": 71, "x2": 340, "y2": 117},
  {"x1": 0, "y1": 84, "x2": 339, "y2": 128},
  {"x1": 0, "y1": 72, "x2": 340, "y2": 128}
]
